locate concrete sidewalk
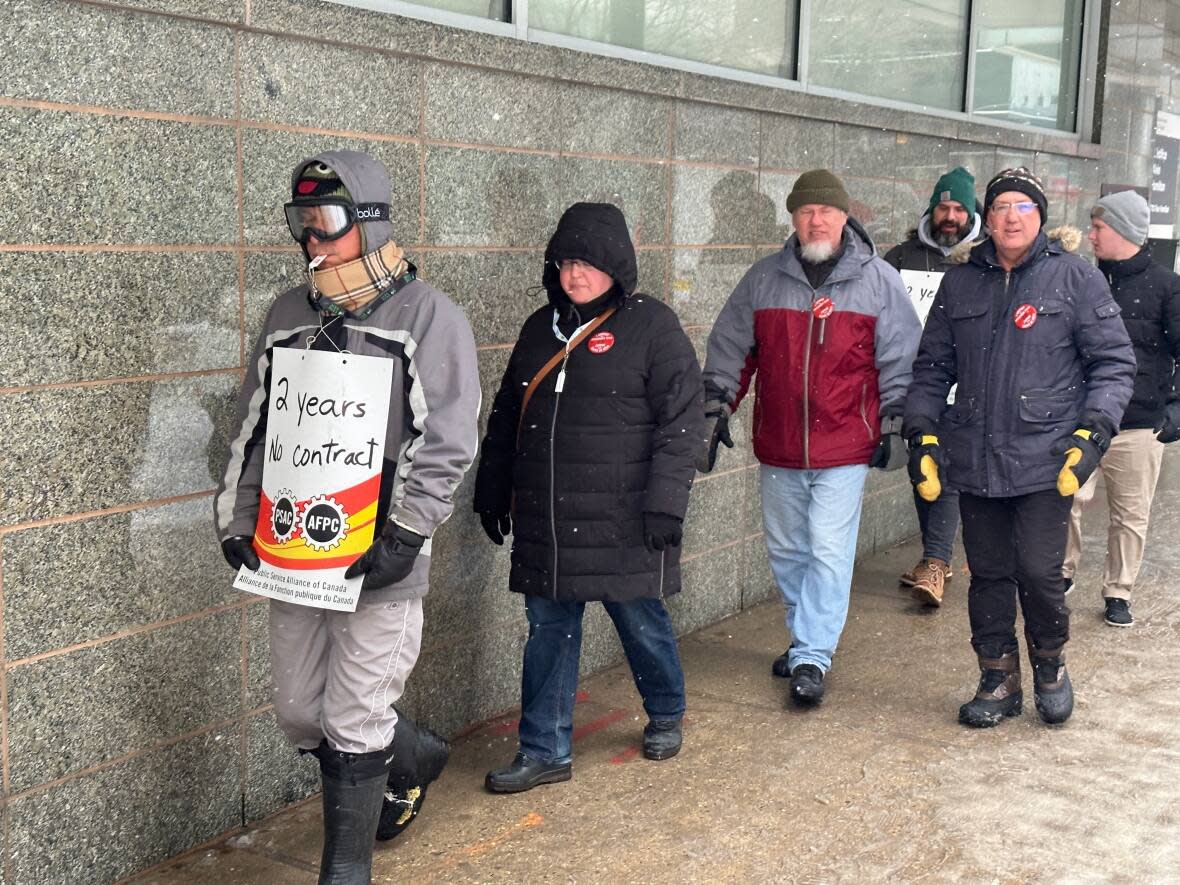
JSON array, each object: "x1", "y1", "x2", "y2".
[{"x1": 138, "y1": 451, "x2": 1180, "y2": 883}]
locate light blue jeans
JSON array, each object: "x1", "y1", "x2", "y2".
[{"x1": 760, "y1": 463, "x2": 869, "y2": 674}]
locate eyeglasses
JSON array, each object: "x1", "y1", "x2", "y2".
[
  {"x1": 554, "y1": 258, "x2": 595, "y2": 273},
  {"x1": 989, "y1": 201, "x2": 1037, "y2": 216}
]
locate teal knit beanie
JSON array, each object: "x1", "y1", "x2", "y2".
[{"x1": 928, "y1": 167, "x2": 975, "y2": 214}]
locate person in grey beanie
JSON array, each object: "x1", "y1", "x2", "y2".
[{"x1": 1063, "y1": 190, "x2": 1180, "y2": 627}]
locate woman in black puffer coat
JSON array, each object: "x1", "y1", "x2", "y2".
[{"x1": 474, "y1": 202, "x2": 703, "y2": 791}]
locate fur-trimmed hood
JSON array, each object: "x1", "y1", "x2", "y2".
[{"x1": 948, "y1": 224, "x2": 1082, "y2": 265}]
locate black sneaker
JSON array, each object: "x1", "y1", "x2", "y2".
[
  {"x1": 1104, "y1": 597, "x2": 1133, "y2": 627},
  {"x1": 771, "y1": 647, "x2": 792, "y2": 678},
  {"x1": 1063, "y1": 577, "x2": 1074, "y2": 597},
  {"x1": 790, "y1": 664, "x2": 825, "y2": 706}
]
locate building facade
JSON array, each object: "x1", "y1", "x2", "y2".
[{"x1": 1, "y1": 0, "x2": 1177, "y2": 880}]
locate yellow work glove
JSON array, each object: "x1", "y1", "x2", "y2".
[
  {"x1": 1051, "y1": 429, "x2": 1103, "y2": 496},
  {"x1": 906, "y1": 434, "x2": 943, "y2": 502}
]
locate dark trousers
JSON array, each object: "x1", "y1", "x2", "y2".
[
  {"x1": 518, "y1": 595, "x2": 686, "y2": 763},
  {"x1": 959, "y1": 490, "x2": 1073, "y2": 656},
  {"x1": 913, "y1": 486, "x2": 960, "y2": 563}
]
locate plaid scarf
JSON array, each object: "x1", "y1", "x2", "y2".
[{"x1": 307, "y1": 240, "x2": 412, "y2": 319}]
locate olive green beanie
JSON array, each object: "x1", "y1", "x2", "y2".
[{"x1": 786, "y1": 169, "x2": 850, "y2": 213}]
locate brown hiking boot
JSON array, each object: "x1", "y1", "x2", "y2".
[
  {"x1": 958, "y1": 650, "x2": 1022, "y2": 727},
  {"x1": 911, "y1": 558, "x2": 950, "y2": 606}
]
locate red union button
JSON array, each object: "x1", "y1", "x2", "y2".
[
  {"x1": 812, "y1": 296, "x2": 834, "y2": 320},
  {"x1": 587, "y1": 331, "x2": 615, "y2": 354},
  {"x1": 1014, "y1": 303, "x2": 1038, "y2": 329}
]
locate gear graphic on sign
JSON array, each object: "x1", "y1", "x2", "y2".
[
  {"x1": 300, "y1": 495, "x2": 349, "y2": 552},
  {"x1": 271, "y1": 488, "x2": 299, "y2": 544}
]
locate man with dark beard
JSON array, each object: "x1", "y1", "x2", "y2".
[
  {"x1": 699, "y1": 170, "x2": 921, "y2": 706},
  {"x1": 884, "y1": 167, "x2": 984, "y2": 607}
]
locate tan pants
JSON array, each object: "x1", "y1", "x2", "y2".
[
  {"x1": 269, "y1": 596, "x2": 423, "y2": 754},
  {"x1": 1063, "y1": 428, "x2": 1165, "y2": 600}
]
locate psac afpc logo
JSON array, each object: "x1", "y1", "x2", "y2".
[
  {"x1": 300, "y1": 495, "x2": 350, "y2": 551},
  {"x1": 271, "y1": 489, "x2": 299, "y2": 544}
]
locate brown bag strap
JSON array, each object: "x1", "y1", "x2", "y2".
[{"x1": 517, "y1": 307, "x2": 617, "y2": 441}]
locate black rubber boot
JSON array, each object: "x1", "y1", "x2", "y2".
[
  {"x1": 1029, "y1": 644, "x2": 1073, "y2": 725},
  {"x1": 376, "y1": 706, "x2": 450, "y2": 842},
  {"x1": 958, "y1": 649, "x2": 1022, "y2": 728},
  {"x1": 315, "y1": 743, "x2": 392, "y2": 885}
]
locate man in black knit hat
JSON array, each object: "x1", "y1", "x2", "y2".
[{"x1": 904, "y1": 167, "x2": 1135, "y2": 729}]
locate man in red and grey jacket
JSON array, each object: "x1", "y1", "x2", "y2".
[{"x1": 699, "y1": 169, "x2": 922, "y2": 706}]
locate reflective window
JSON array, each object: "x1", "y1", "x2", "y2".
[
  {"x1": 530, "y1": 0, "x2": 797, "y2": 79},
  {"x1": 972, "y1": 0, "x2": 1084, "y2": 130},
  {"x1": 809, "y1": 0, "x2": 970, "y2": 112},
  {"x1": 411, "y1": 0, "x2": 509, "y2": 20}
]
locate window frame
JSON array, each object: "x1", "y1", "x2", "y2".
[{"x1": 327, "y1": 0, "x2": 1101, "y2": 139}]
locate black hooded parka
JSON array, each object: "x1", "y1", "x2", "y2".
[{"x1": 473, "y1": 203, "x2": 704, "y2": 602}]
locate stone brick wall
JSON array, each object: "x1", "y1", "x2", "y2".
[{"x1": 0, "y1": 0, "x2": 1165, "y2": 881}]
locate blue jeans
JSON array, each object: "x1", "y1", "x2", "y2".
[
  {"x1": 518, "y1": 595, "x2": 686, "y2": 763},
  {"x1": 760, "y1": 464, "x2": 868, "y2": 674},
  {"x1": 914, "y1": 486, "x2": 960, "y2": 563}
]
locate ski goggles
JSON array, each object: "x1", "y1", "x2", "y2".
[{"x1": 283, "y1": 199, "x2": 391, "y2": 243}]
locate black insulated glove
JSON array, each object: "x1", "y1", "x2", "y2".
[
  {"x1": 1155, "y1": 400, "x2": 1180, "y2": 444},
  {"x1": 869, "y1": 416, "x2": 906, "y2": 470},
  {"x1": 643, "y1": 512, "x2": 683, "y2": 552},
  {"x1": 479, "y1": 512, "x2": 512, "y2": 546},
  {"x1": 697, "y1": 398, "x2": 734, "y2": 473},
  {"x1": 221, "y1": 535, "x2": 260, "y2": 571},
  {"x1": 344, "y1": 523, "x2": 426, "y2": 590}
]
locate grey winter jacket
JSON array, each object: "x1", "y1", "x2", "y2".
[
  {"x1": 904, "y1": 229, "x2": 1136, "y2": 498},
  {"x1": 214, "y1": 151, "x2": 481, "y2": 601},
  {"x1": 883, "y1": 211, "x2": 983, "y2": 274}
]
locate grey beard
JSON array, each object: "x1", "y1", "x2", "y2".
[
  {"x1": 934, "y1": 224, "x2": 969, "y2": 247},
  {"x1": 799, "y1": 240, "x2": 837, "y2": 264}
]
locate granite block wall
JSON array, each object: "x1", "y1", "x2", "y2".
[{"x1": 0, "y1": 0, "x2": 1160, "y2": 880}]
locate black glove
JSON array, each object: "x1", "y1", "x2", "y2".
[
  {"x1": 906, "y1": 433, "x2": 944, "y2": 502},
  {"x1": 1155, "y1": 400, "x2": 1180, "y2": 444},
  {"x1": 868, "y1": 416, "x2": 906, "y2": 470},
  {"x1": 1051, "y1": 415, "x2": 1112, "y2": 496},
  {"x1": 344, "y1": 523, "x2": 426, "y2": 590},
  {"x1": 221, "y1": 535, "x2": 260, "y2": 571},
  {"x1": 697, "y1": 398, "x2": 734, "y2": 473},
  {"x1": 643, "y1": 512, "x2": 683, "y2": 552},
  {"x1": 479, "y1": 512, "x2": 512, "y2": 546}
]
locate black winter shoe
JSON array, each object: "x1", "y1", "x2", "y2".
[
  {"x1": 771, "y1": 647, "x2": 792, "y2": 678},
  {"x1": 959, "y1": 650, "x2": 1022, "y2": 728},
  {"x1": 376, "y1": 707, "x2": 450, "y2": 842},
  {"x1": 314, "y1": 744, "x2": 392, "y2": 885},
  {"x1": 789, "y1": 664, "x2": 825, "y2": 706},
  {"x1": 1104, "y1": 597, "x2": 1134, "y2": 627},
  {"x1": 1029, "y1": 646, "x2": 1073, "y2": 725},
  {"x1": 642, "y1": 719, "x2": 682, "y2": 760},
  {"x1": 1063, "y1": 577, "x2": 1074, "y2": 596},
  {"x1": 485, "y1": 752, "x2": 572, "y2": 793}
]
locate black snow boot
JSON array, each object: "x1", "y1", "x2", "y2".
[
  {"x1": 958, "y1": 649, "x2": 1022, "y2": 728},
  {"x1": 314, "y1": 743, "x2": 392, "y2": 885},
  {"x1": 376, "y1": 706, "x2": 450, "y2": 842},
  {"x1": 1029, "y1": 644, "x2": 1073, "y2": 725}
]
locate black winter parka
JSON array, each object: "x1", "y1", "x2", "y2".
[
  {"x1": 473, "y1": 203, "x2": 704, "y2": 602},
  {"x1": 1096, "y1": 248, "x2": 1180, "y2": 429}
]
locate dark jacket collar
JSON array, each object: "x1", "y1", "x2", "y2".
[{"x1": 1098, "y1": 247, "x2": 1153, "y2": 280}]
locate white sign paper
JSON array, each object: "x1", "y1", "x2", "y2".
[
  {"x1": 233, "y1": 347, "x2": 393, "y2": 611},
  {"x1": 899, "y1": 269, "x2": 944, "y2": 325}
]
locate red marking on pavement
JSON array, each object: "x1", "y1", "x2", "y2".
[
  {"x1": 572, "y1": 709, "x2": 629, "y2": 742},
  {"x1": 609, "y1": 747, "x2": 640, "y2": 765},
  {"x1": 486, "y1": 717, "x2": 519, "y2": 736},
  {"x1": 576, "y1": 690, "x2": 590, "y2": 702}
]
